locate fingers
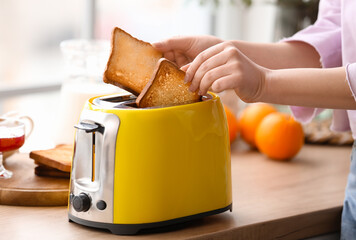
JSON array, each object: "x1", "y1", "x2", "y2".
[
  {"x1": 211, "y1": 76, "x2": 237, "y2": 93},
  {"x1": 152, "y1": 36, "x2": 193, "y2": 53},
  {"x1": 186, "y1": 42, "x2": 240, "y2": 95},
  {"x1": 197, "y1": 65, "x2": 231, "y2": 95},
  {"x1": 187, "y1": 52, "x2": 228, "y2": 93},
  {"x1": 184, "y1": 43, "x2": 228, "y2": 85},
  {"x1": 154, "y1": 37, "x2": 193, "y2": 67},
  {"x1": 156, "y1": 39, "x2": 249, "y2": 97},
  {"x1": 162, "y1": 51, "x2": 190, "y2": 67},
  {"x1": 181, "y1": 63, "x2": 190, "y2": 72},
  {"x1": 163, "y1": 51, "x2": 175, "y2": 62},
  {"x1": 174, "y1": 51, "x2": 190, "y2": 67}
]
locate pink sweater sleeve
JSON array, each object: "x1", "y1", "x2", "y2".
[
  {"x1": 282, "y1": 0, "x2": 342, "y2": 123},
  {"x1": 283, "y1": 0, "x2": 342, "y2": 68},
  {"x1": 346, "y1": 63, "x2": 356, "y2": 101}
]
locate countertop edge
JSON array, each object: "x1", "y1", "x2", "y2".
[{"x1": 188, "y1": 206, "x2": 342, "y2": 240}]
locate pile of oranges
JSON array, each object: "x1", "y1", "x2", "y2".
[{"x1": 224, "y1": 103, "x2": 304, "y2": 161}]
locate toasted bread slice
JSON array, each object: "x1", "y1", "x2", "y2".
[
  {"x1": 103, "y1": 27, "x2": 163, "y2": 95},
  {"x1": 136, "y1": 59, "x2": 201, "y2": 108},
  {"x1": 34, "y1": 165, "x2": 70, "y2": 178},
  {"x1": 29, "y1": 144, "x2": 73, "y2": 172}
]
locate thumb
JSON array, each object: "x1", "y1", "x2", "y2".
[
  {"x1": 153, "y1": 36, "x2": 192, "y2": 53},
  {"x1": 152, "y1": 41, "x2": 165, "y2": 49},
  {"x1": 152, "y1": 41, "x2": 170, "y2": 52}
]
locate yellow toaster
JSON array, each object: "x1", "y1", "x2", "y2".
[{"x1": 68, "y1": 92, "x2": 232, "y2": 234}]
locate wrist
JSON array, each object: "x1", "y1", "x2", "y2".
[
  {"x1": 259, "y1": 68, "x2": 273, "y2": 102},
  {"x1": 250, "y1": 66, "x2": 271, "y2": 103}
]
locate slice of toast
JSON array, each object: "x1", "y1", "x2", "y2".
[
  {"x1": 136, "y1": 59, "x2": 201, "y2": 108},
  {"x1": 34, "y1": 165, "x2": 70, "y2": 178},
  {"x1": 29, "y1": 144, "x2": 73, "y2": 172},
  {"x1": 103, "y1": 27, "x2": 163, "y2": 95}
]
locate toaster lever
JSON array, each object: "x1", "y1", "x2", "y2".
[{"x1": 74, "y1": 122, "x2": 104, "y2": 134}]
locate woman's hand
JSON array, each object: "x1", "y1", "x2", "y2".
[
  {"x1": 183, "y1": 41, "x2": 268, "y2": 103},
  {"x1": 152, "y1": 35, "x2": 223, "y2": 67}
]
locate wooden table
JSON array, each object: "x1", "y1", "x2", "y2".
[{"x1": 0, "y1": 143, "x2": 351, "y2": 240}]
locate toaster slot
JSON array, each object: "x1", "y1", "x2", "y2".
[
  {"x1": 93, "y1": 93, "x2": 137, "y2": 109},
  {"x1": 73, "y1": 121, "x2": 104, "y2": 189},
  {"x1": 92, "y1": 132, "x2": 96, "y2": 182},
  {"x1": 72, "y1": 130, "x2": 94, "y2": 187}
]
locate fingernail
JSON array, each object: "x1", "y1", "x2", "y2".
[
  {"x1": 184, "y1": 73, "x2": 190, "y2": 83},
  {"x1": 189, "y1": 85, "x2": 195, "y2": 92},
  {"x1": 180, "y1": 64, "x2": 189, "y2": 71}
]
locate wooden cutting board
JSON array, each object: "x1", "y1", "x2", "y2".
[{"x1": 0, "y1": 153, "x2": 69, "y2": 206}]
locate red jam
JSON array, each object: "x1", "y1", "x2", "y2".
[{"x1": 0, "y1": 135, "x2": 25, "y2": 152}]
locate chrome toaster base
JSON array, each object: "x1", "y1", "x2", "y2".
[{"x1": 68, "y1": 204, "x2": 232, "y2": 235}]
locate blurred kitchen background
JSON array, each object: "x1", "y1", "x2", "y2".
[{"x1": 0, "y1": 0, "x2": 319, "y2": 150}]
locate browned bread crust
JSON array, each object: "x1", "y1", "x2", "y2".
[
  {"x1": 136, "y1": 59, "x2": 201, "y2": 108},
  {"x1": 29, "y1": 144, "x2": 73, "y2": 172},
  {"x1": 103, "y1": 27, "x2": 163, "y2": 95},
  {"x1": 34, "y1": 165, "x2": 70, "y2": 178}
]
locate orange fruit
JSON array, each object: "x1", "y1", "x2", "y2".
[
  {"x1": 224, "y1": 105, "x2": 239, "y2": 143},
  {"x1": 255, "y1": 112, "x2": 304, "y2": 161},
  {"x1": 239, "y1": 103, "x2": 277, "y2": 146}
]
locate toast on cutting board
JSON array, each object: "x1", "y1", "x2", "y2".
[
  {"x1": 34, "y1": 165, "x2": 70, "y2": 178},
  {"x1": 136, "y1": 59, "x2": 201, "y2": 108},
  {"x1": 29, "y1": 144, "x2": 73, "y2": 173},
  {"x1": 103, "y1": 27, "x2": 163, "y2": 95}
]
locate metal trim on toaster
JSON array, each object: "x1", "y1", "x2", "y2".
[
  {"x1": 69, "y1": 109, "x2": 120, "y2": 224},
  {"x1": 69, "y1": 204, "x2": 232, "y2": 235}
]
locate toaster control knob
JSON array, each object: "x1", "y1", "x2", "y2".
[{"x1": 72, "y1": 193, "x2": 91, "y2": 212}]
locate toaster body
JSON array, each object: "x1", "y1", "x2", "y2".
[{"x1": 68, "y1": 92, "x2": 232, "y2": 235}]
